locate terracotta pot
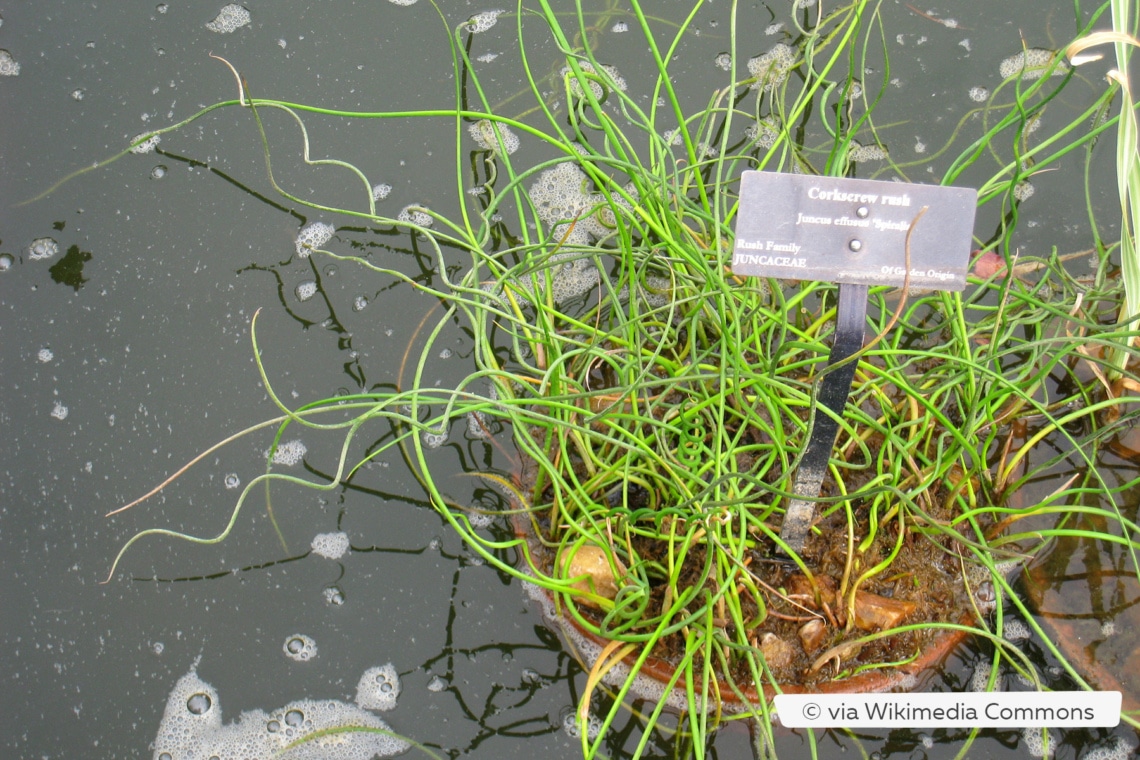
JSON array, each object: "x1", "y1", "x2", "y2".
[{"x1": 515, "y1": 516, "x2": 972, "y2": 709}]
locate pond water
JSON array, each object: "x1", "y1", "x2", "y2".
[{"x1": 1, "y1": 1, "x2": 1138, "y2": 758}]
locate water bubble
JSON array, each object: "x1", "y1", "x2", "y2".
[
  {"x1": 284, "y1": 708, "x2": 305, "y2": 726},
  {"x1": 159, "y1": 754, "x2": 172, "y2": 760},
  {"x1": 38, "y1": 348, "x2": 54, "y2": 363},
  {"x1": 151, "y1": 165, "x2": 167, "y2": 180},
  {"x1": 1101, "y1": 620, "x2": 1116, "y2": 637},
  {"x1": 371, "y1": 183, "x2": 392, "y2": 201},
  {"x1": 0, "y1": 50, "x2": 20, "y2": 77},
  {"x1": 848, "y1": 142, "x2": 888, "y2": 162},
  {"x1": 205, "y1": 4, "x2": 251, "y2": 34},
  {"x1": 714, "y1": 53, "x2": 732, "y2": 71},
  {"x1": 270, "y1": 439, "x2": 307, "y2": 466},
  {"x1": 157, "y1": 4, "x2": 169, "y2": 13},
  {"x1": 71, "y1": 88, "x2": 85, "y2": 101},
  {"x1": 611, "y1": 21, "x2": 628, "y2": 33},
  {"x1": 1002, "y1": 618, "x2": 1030, "y2": 641},
  {"x1": 129, "y1": 132, "x2": 160, "y2": 154},
  {"x1": 266, "y1": 719, "x2": 281, "y2": 733},
  {"x1": 323, "y1": 585, "x2": 346, "y2": 605},
  {"x1": 466, "y1": 10, "x2": 504, "y2": 34},
  {"x1": 295, "y1": 280, "x2": 317, "y2": 302},
  {"x1": 351, "y1": 294, "x2": 369, "y2": 312},
  {"x1": 438, "y1": 348, "x2": 452, "y2": 359},
  {"x1": 765, "y1": 22, "x2": 784, "y2": 35},
  {"x1": 521, "y1": 668, "x2": 542, "y2": 684},
  {"x1": 1022, "y1": 727, "x2": 1059, "y2": 758},
  {"x1": 793, "y1": 0, "x2": 815, "y2": 8},
  {"x1": 748, "y1": 43, "x2": 795, "y2": 90},
  {"x1": 310, "y1": 531, "x2": 350, "y2": 560},
  {"x1": 999, "y1": 48, "x2": 1066, "y2": 80},
  {"x1": 560, "y1": 61, "x2": 627, "y2": 99},
  {"x1": 153, "y1": 641, "x2": 165, "y2": 655},
  {"x1": 426, "y1": 675, "x2": 447, "y2": 692},
  {"x1": 283, "y1": 633, "x2": 318, "y2": 662},
  {"x1": 746, "y1": 116, "x2": 781, "y2": 149},
  {"x1": 422, "y1": 430, "x2": 448, "y2": 449},
  {"x1": 295, "y1": 221, "x2": 335, "y2": 257},
  {"x1": 51, "y1": 402, "x2": 69, "y2": 421},
  {"x1": 969, "y1": 85, "x2": 990, "y2": 102},
  {"x1": 561, "y1": 708, "x2": 602, "y2": 740},
  {"x1": 1013, "y1": 181, "x2": 1035, "y2": 202},
  {"x1": 356, "y1": 664, "x2": 400, "y2": 711},
  {"x1": 0, "y1": 253, "x2": 13, "y2": 271},
  {"x1": 388, "y1": 0, "x2": 419, "y2": 5},
  {"x1": 223, "y1": 473, "x2": 240, "y2": 489},
  {"x1": 187, "y1": 692, "x2": 213, "y2": 715},
  {"x1": 397, "y1": 205, "x2": 433, "y2": 228},
  {"x1": 468, "y1": 120, "x2": 520, "y2": 154},
  {"x1": 27, "y1": 237, "x2": 60, "y2": 261}
]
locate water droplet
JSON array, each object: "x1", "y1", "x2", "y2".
[
  {"x1": 151, "y1": 165, "x2": 167, "y2": 180},
  {"x1": 0, "y1": 253, "x2": 13, "y2": 271},
  {"x1": 186, "y1": 692, "x2": 212, "y2": 715}
]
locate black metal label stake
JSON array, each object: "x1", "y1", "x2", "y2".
[{"x1": 732, "y1": 172, "x2": 977, "y2": 554}]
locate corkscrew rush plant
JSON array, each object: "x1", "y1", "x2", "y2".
[{"x1": 51, "y1": 0, "x2": 1140, "y2": 757}]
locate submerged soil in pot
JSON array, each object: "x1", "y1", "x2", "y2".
[{"x1": 512, "y1": 456, "x2": 983, "y2": 702}]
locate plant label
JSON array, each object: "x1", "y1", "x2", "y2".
[{"x1": 732, "y1": 171, "x2": 977, "y2": 289}]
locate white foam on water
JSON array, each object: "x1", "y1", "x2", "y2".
[
  {"x1": 969, "y1": 85, "x2": 990, "y2": 102},
  {"x1": 295, "y1": 222, "x2": 335, "y2": 257},
  {"x1": 38, "y1": 347, "x2": 54, "y2": 363},
  {"x1": 848, "y1": 142, "x2": 888, "y2": 162},
  {"x1": 283, "y1": 634, "x2": 318, "y2": 662},
  {"x1": 999, "y1": 49, "x2": 1066, "y2": 80},
  {"x1": 355, "y1": 664, "x2": 400, "y2": 712},
  {"x1": 295, "y1": 280, "x2": 317, "y2": 302},
  {"x1": 270, "y1": 439, "x2": 308, "y2": 466},
  {"x1": 310, "y1": 532, "x2": 350, "y2": 560},
  {"x1": 0, "y1": 49, "x2": 20, "y2": 76},
  {"x1": 397, "y1": 205, "x2": 433, "y2": 228},
  {"x1": 1080, "y1": 736, "x2": 1136, "y2": 760},
  {"x1": 51, "y1": 402, "x2": 69, "y2": 421},
  {"x1": 153, "y1": 665, "x2": 411, "y2": 759},
  {"x1": 371, "y1": 183, "x2": 392, "y2": 201},
  {"x1": 468, "y1": 120, "x2": 520, "y2": 154},
  {"x1": 466, "y1": 10, "x2": 504, "y2": 34},
  {"x1": 748, "y1": 43, "x2": 795, "y2": 90},
  {"x1": 205, "y1": 4, "x2": 250, "y2": 34},
  {"x1": 1013, "y1": 181, "x2": 1035, "y2": 202},
  {"x1": 1021, "y1": 727, "x2": 1059, "y2": 758},
  {"x1": 1002, "y1": 618, "x2": 1030, "y2": 642},
  {"x1": 388, "y1": 0, "x2": 418, "y2": 5},
  {"x1": 223, "y1": 473, "x2": 240, "y2": 490},
  {"x1": 28, "y1": 237, "x2": 60, "y2": 260},
  {"x1": 559, "y1": 61, "x2": 627, "y2": 100}
]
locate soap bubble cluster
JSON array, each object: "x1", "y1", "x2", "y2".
[
  {"x1": 421, "y1": 430, "x2": 448, "y2": 449},
  {"x1": 468, "y1": 120, "x2": 520, "y2": 154},
  {"x1": 355, "y1": 664, "x2": 400, "y2": 711},
  {"x1": 28, "y1": 237, "x2": 60, "y2": 260},
  {"x1": 372, "y1": 183, "x2": 392, "y2": 201},
  {"x1": 295, "y1": 222, "x2": 335, "y2": 257},
  {"x1": 295, "y1": 280, "x2": 317, "y2": 302},
  {"x1": 1013, "y1": 180, "x2": 1035, "y2": 202},
  {"x1": 527, "y1": 162, "x2": 632, "y2": 246},
  {"x1": 38, "y1": 348, "x2": 54, "y2": 363},
  {"x1": 969, "y1": 85, "x2": 990, "y2": 102},
  {"x1": 0, "y1": 49, "x2": 19, "y2": 77},
  {"x1": 283, "y1": 634, "x2": 318, "y2": 662},
  {"x1": 745, "y1": 117, "x2": 781, "y2": 149},
  {"x1": 559, "y1": 61, "x2": 627, "y2": 100},
  {"x1": 271, "y1": 439, "x2": 308, "y2": 466},
  {"x1": 130, "y1": 132, "x2": 160, "y2": 154},
  {"x1": 714, "y1": 53, "x2": 732, "y2": 71},
  {"x1": 1002, "y1": 618, "x2": 1030, "y2": 642},
  {"x1": 397, "y1": 205, "x2": 433, "y2": 228},
  {"x1": 310, "y1": 532, "x2": 350, "y2": 560},
  {"x1": 152, "y1": 666, "x2": 410, "y2": 760},
  {"x1": 1021, "y1": 727, "x2": 1059, "y2": 758},
  {"x1": 748, "y1": 43, "x2": 796, "y2": 90},
  {"x1": 205, "y1": 4, "x2": 251, "y2": 34},
  {"x1": 466, "y1": 10, "x2": 504, "y2": 34},
  {"x1": 848, "y1": 142, "x2": 888, "y2": 162},
  {"x1": 999, "y1": 48, "x2": 1066, "y2": 80},
  {"x1": 561, "y1": 709, "x2": 602, "y2": 740}
]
